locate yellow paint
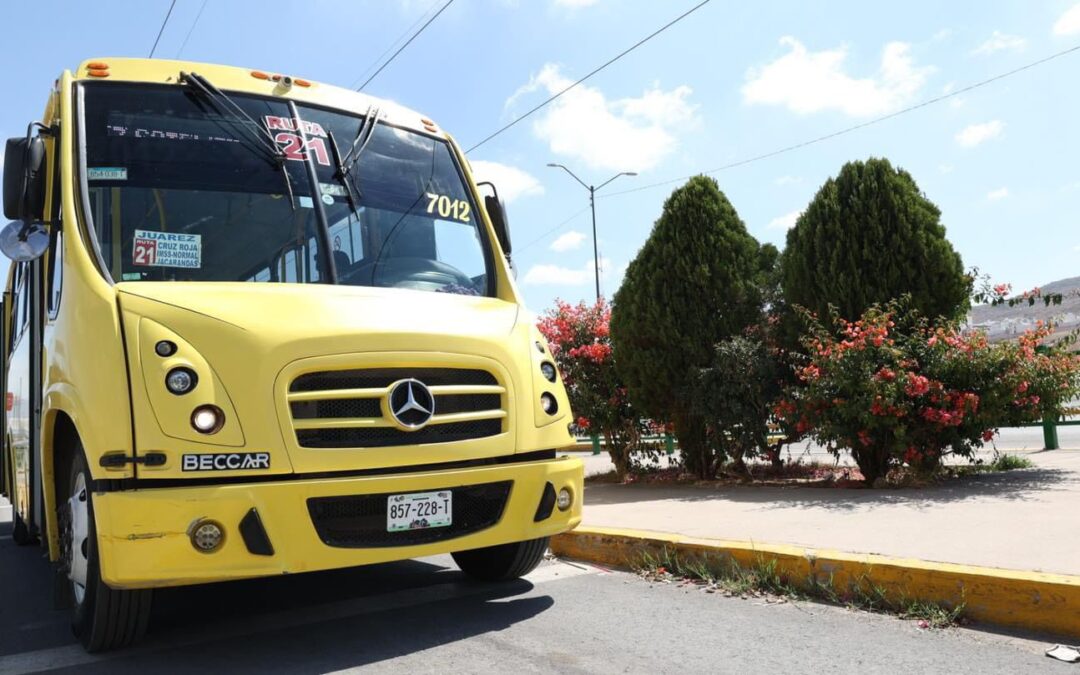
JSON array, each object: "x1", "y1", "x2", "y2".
[
  {"x1": 97, "y1": 457, "x2": 583, "y2": 588},
  {"x1": 4, "y1": 57, "x2": 581, "y2": 583},
  {"x1": 552, "y1": 526, "x2": 1080, "y2": 639}
]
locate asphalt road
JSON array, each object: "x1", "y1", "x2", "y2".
[{"x1": 2, "y1": 521, "x2": 1068, "y2": 674}]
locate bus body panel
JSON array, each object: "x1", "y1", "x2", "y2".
[
  {"x1": 7, "y1": 60, "x2": 582, "y2": 589},
  {"x1": 93, "y1": 455, "x2": 582, "y2": 589}
]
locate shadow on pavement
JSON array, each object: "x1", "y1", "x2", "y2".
[
  {"x1": 582, "y1": 466, "x2": 1074, "y2": 511},
  {"x1": 0, "y1": 517, "x2": 557, "y2": 671}
]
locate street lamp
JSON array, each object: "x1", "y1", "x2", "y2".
[{"x1": 547, "y1": 163, "x2": 636, "y2": 300}]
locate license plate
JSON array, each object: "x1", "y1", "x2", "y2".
[{"x1": 387, "y1": 490, "x2": 452, "y2": 532}]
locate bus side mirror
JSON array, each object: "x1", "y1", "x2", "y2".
[
  {"x1": 484, "y1": 194, "x2": 512, "y2": 257},
  {"x1": 4, "y1": 135, "x2": 47, "y2": 223}
]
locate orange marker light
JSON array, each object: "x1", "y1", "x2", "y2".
[
  {"x1": 271, "y1": 74, "x2": 282, "y2": 82},
  {"x1": 250, "y1": 70, "x2": 270, "y2": 80},
  {"x1": 87, "y1": 62, "x2": 109, "y2": 70},
  {"x1": 87, "y1": 68, "x2": 110, "y2": 78},
  {"x1": 421, "y1": 118, "x2": 434, "y2": 126},
  {"x1": 294, "y1": 78, "x2": 311, "y2": 87}
]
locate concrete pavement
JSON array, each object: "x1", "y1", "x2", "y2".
[{"x1": 572, "y1": 428, "x2": 1080, "y2": 575}]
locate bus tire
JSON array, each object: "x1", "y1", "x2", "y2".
[
  {"x1": 64, "y1": 450, "x2": 152, "y2": 652},
  {"x1": 11, "y1": 511, "x2": 36, "y2": 545},
  {"x1": 451, "y1": 537, "x2": 549, "y2": 581}
]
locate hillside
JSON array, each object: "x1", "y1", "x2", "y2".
[{"x1": 967, "y1": 276, "x2": 1080, "y2": 342}]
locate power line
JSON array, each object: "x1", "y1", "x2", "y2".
[
  {"x1": 176, "y1": 0, "x2": 209, "y2": 58},
  {"x1": 519, "y1": 206, "x2": 590, "y2": 252},
  {"x1": 148, "y1": 0, "x2": 178, "y2": 58},
  {"x1": 465, "y1": 0, "x2": 712, "y2": 154},
  {"x1": 356, "y1": 0, "x2": 455, "y2": 91},
  {"x1": 602, "y1": 42, "x2": 1080, "y2": 199},
  {"x1": 350, "y1": 0, "x2": 444, "y2": 89}
]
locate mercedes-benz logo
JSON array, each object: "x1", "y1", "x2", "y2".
[{"x1": 386, "y1": 379, "x2": 435, "y2": 430}]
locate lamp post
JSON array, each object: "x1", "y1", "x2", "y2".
[{"x1": 546, "y1": 163, "x2": 636, "y2": 300}]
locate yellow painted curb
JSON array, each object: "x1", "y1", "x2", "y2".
[{"x1": 551, "y1": 525, "x2": 1080, "y2": 639}]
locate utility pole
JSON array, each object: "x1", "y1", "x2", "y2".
[{"x1": 547, "y1": 163, "x2": 636, "y2": 300}]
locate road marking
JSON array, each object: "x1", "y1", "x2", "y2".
[{"x1": 0, "y1": 560, "x2": 599, "y2": 674}]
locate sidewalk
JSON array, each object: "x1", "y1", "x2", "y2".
[{"x1": 571, "y1": 427, "x2": 1080, "y2": 576}]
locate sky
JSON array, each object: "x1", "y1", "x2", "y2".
[{"x1": 1, "y1": 0, "x2": 1079, "y2": 315}]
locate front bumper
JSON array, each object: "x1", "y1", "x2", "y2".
[{"x1": 93, "y1": 456, "x2": 583, "y2": 589}]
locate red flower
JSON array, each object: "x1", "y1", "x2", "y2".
[
  {"x1": 982, "y1": 429, "x2": 995, "y2": 442},
  {"x1": 576, "y1": 416, "x2": 590, "y2": 430}
]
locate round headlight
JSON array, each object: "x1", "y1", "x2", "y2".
[
  {"x1": 190, "y1": 519, "x2": 224, "y2": 553},
  {"x1": 166, "y1": 368, "x2": 197, "y2": 395},
  {"x1": 191, "y1": 405, "x2": 224, "y2": 434},
  {"x1": 540, "y1": 361, "x2": 557, "y2": 383},
  {"x1": 540, "y1": 393, "x2": 558, "y2": 415}
]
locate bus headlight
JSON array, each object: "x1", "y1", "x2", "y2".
[
  {"x1": 166, "y1": 367, "x2": 198, "y2": 395},
  {"x1": 191, "y1": 405, "x2": 225, "y2": 434},
  {"x1": 540, "y1": 361, "x2": 557, "y2": 383}
]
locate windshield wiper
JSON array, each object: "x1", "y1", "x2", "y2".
[
  {"x1": 178, "y1": 71, "x2": 296, "y2": 209},
  {"x1": 327, "y1": 130, "x2": 360, "y2": 215},
  {"x1": 336, "y1": 105, "x2": 380, "y2": 196}
]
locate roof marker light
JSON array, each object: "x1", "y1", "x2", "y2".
[{"x1": 250, "y1": 70, "x2": 270, "y2": 80}]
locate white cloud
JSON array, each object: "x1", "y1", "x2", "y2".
[
  {"x1": 523, "y1": 257, "x2": 612, "y2": 286},
  {"x1": 955, "y1": 120, "x2": 1005, "y2": 147},
  {"x1": 550, "y1": 230, "x2": 586, "y2": 252},
  {"x1": 469, "y1": 160, "x2": 544, "y2": 203},
  {"x1": 507, "y1": 64, "x2": 698, "y2": 172},
  {"x1": 741, "y1": 37, "x2": 934, "y2": 117},
  {"x1": 971, "y1": 31, "x2": 1026, "y2": 56},
  {"x1": 1054, "y1": 3, "x2": 1080, "y2": 36},
  {"x1": 987, "y1": 187, "x2": 1010, "y2": 201},
  {"x1": 774, "y1": 175, "x2": 801, "y2": 186},
  {"x1": 767, "y1": 210, "x2": 802, "y2": 230}
]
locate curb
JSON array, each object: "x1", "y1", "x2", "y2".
[{"x1": 551, "y1": 525, "x2": 1080, "y2": 639}]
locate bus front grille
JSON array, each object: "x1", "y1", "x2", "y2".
[
  {"x1": 287, "y1": 368, "x2": 506, "y2": 449},
  {"x1": 307, "y1": 481, "x2": 513, "y2": 547}
]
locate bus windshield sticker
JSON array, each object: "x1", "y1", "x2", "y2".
[
  {"x1": 132, "y1": 229, "x2": 202, "y2": 269},
  {"x1": 87, "y1": 167, "x2": 128, "y2": 181}
]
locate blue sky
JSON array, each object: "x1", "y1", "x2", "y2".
[{"x1": 2, "y1": 0, "x2": 1079, "y2": 314}]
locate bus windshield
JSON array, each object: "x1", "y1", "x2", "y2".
[{"x1": 80, "y1": 83, "x2": 491, "y2": 296}]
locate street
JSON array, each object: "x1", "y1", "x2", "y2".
[{"x1": 0, "y1": 517, "x2": 1065, "y2": 674}]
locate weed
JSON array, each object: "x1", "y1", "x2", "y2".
[{"x1": 634, "y1": 547, "x2": 966, "y2": 629}]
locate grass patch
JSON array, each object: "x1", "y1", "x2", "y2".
[
  {"x1": 988, "y1": 453, "x2": 1034, "y2": 471},
  {"x1": 634, "y1": 547, "x2": 966, "y2": 629}
]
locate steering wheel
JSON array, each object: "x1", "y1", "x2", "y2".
[{"x1": 343, "y1": 256, "x2": 475, "y2": 291}]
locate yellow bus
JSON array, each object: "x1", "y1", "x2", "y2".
[{"x1": 0, "y1": 58, "x2": 582, "y2": 652}]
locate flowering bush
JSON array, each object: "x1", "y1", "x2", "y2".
[
  {"x1": 775, "y1": 302, "x2": 1080, "y2": 483},
  {"x1": 538, "y1": 299, "x2": 645, "y2": 479}
]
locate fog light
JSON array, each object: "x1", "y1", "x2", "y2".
[
  {"x1": 190, "y1": 519, "x2": 224, "y2": 553},
  {"x1": 191, "y1": 405, "x2": 224, "y2": 434},
  {"x1": 540, "y1": 393, "x2": 558, "y2": 415},
  {"x1": 166, "y1": 367, "x2": 197, "y2": 395},
  {"x1": 155, "y1": 340, "x2": 177, "y2": 357},
  {"x1": 557, "y1": 488, "x2": 572, "y2": 511},
  {"x1": 540, "y1": 361, "x2": 557, "y2": 382}
]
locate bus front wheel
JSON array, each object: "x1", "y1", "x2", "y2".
[
  {"x1": 452, "y1": 537, "x2": 549, "y2": 581},
  {"x1": 62, "y1": 450, "x2": 152, "y2": 652}
]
